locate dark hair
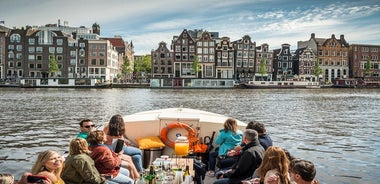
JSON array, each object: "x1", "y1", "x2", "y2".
[
  {"x1": 246, "y1": 121, "x2": 266, "y2": 134},
  {"x1": 79, "y1": 119, "x2": 92, "y2": 127},
  {"x1": 87, "y1": 130, "x2": 105, "y2": 145},
  {"x1": 108, "y1": 114, "x2": 125, "y2": 136},
  {"x1": 289, "y1": 159, "x2": 316, "y2": 182}
]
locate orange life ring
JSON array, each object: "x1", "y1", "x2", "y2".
[{"x1": 160, "y1": 122, "x2": 196, "y2": 148}]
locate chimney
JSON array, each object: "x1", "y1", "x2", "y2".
[
  {"x1": 340, "y1": 34, "x2": 344, "y2": 40},
  {"x1": 72, "y1": 32, "x2": 77, "y2": 40},
  {"x1": 311, "y1": 33, "x2": 315, "y2": 39},
  {"x1": 332, "y1": 34, "x2": 335, "y2": 39}
]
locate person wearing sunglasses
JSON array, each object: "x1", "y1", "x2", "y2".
[{"x1": 77, "y1": 119, "x2": 95, "y2": 139}]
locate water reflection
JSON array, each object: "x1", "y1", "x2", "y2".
[{"x1": 0, "y1": 88, "x2": 379, "y2": 184}]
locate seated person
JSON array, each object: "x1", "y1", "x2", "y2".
[
  {"x1": 77, "y1": 119, "x2": 95, "y2": 139},
  {"x1": 213, "y1": 129, "x2": 265, "y2": 184},
  {"x1": 87, "y1": 130, "x2": 134, "y2": 184},
  {"x1": 61, "y1": 138, "x2": 107, "y2": 184},
  {"x1": 103, "y1": 115, "x2": 143, "y2": 172},
  {"x1": 30, "y1": 150, "x2": 65, "y2": 184},
  {"x1": 289, "y1": 159, "x2": 319, "y2": 184},
  {"x1": 207, "y1": 118, "x2": 242, "y2": 176}
]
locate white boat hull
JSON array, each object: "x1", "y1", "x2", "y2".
[{"x1": 113, "y1": 108, "x2": 246, "y2": 155}]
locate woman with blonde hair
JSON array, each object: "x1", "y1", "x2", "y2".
[
  {"x1": 242, "y1": 146, "x2": 291, "y2": 184},
  {"x1": 207, "y1": 118, "x2": 243, "y2": 176},
  {"x1": 30, "y1": 150, "x2": 64, "y2": 184},
  {"x1": 0, "y1": 173, "x2": 15, "y2": 184},
  {"x1": 61, "y1": 138, "x2": 106, "y2": 184}
]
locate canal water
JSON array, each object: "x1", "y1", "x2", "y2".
[{"x1": 0, "y1": 88, "x2": 379, "y2": 184}]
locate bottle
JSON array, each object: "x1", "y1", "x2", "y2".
[
  {"x1": 182, "y1": 165, "x2": 190, "y2": 181},
  {"x1": 148, "y1": 165, "x2": 156, "y2": 184},
  {"x1": 136, "y1": 172, "x2": 146, "y2": 184}
]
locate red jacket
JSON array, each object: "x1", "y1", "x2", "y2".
[{"x1": 89, "y1": 144, "x2": 121, "y2": 178}]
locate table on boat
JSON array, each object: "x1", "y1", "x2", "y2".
[{"x1": 151, "y1": 157, "x2": 195, "y2": 184}]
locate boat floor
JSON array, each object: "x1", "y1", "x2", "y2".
[{"x1": 204, "y1": 175, "x2": 216, "y2": 183}]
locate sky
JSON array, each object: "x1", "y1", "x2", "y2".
[{"x1": 1, "y1": 0, "x2": 379, "y2": 55}]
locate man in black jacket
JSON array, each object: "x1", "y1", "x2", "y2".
[{"x1": 213, "y1": 129, "x2": 265, "y2": 184}]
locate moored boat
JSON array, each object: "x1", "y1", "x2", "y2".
[{"x1": 240, "y1": 80, "x2": 320, "y2": 89}]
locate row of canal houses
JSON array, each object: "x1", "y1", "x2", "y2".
[
  {"x1": 151, "y1": 29, "x2": 380, "y2": 87},
  {"x1": 0, "y1": 21, "x2": 135, "y2": 85}
]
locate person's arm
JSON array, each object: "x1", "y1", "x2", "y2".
[
  {"x1": 101, "y1": 147, "x2": 122, "y2": 169},
  {"x1": 224, "y1": 151, "x2": 252, "y2": 178},
  {"x1": 214, "y1": 131, "x2": 224, "y2": 145}
]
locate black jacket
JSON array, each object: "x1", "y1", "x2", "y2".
[{"x1": 224, "y1": 140, "x2": 265, "y2": 181}]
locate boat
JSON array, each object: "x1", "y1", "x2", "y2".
[
  {"x1": 109, "y1": 107, "x2": 246, "y2": 156},
  {"x1": 240, "y1": 80, "x2": 321, "y2": 89},
  {"x1": 332, "y1": 78, "x2": 380, "y2": 88}
]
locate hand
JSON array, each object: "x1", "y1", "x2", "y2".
[
  {"x1": 227, "y1": 150, "x2": 236, "y2": 157},
  {"x1": 264, "y1": 175, "x2": 279, "y2": 184}
]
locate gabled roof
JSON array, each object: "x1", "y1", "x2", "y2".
[{"x1": 104, "y1": 37, "x2": 125, "y2": 47}]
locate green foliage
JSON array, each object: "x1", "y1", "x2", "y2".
[
  {"x1": 192, "y1": 56, "x2": 201, "y2": 77},
  {"x1": 259, "y1": 57, "x2": 267, "y2": 80},
  {"x1": 49, "y1": 54, "x2": 59, "y2": 77},
  {"x1": 313, "y1": 60, "x2": 322, "y2": 80},
  {"x1": 122, "y1": 57, "x2": 132, "y2": 76},
  {"x1": 365, "y1": 57, "x2": 371, "y2": 76},
  {"x1": 134, "y1": 55, "x2": 151, "y2": 77}
]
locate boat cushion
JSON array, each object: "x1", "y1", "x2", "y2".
[{"x1": 136, "y1": 136, "x2": 166, "y2": 149}]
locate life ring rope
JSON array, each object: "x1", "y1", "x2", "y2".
[{"x1": 160, "y1": 122, "x2": 196, "y2": 148}]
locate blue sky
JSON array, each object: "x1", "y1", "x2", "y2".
[{"x1": 1, "y1": 0, "x2": 379, "y2": 55}]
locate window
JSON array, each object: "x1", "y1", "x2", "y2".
[
  {"x1": 91, "y1": 59, "x2": 96, "y2": 65},
  {"x1": 28, "y1": 47, "x2": 35, "y2": 53},
  {"x1": 28, "y1": 55, "x2": 35, "y2": 61},
  {"x1": 29, "y1": 38, "x2": 35, "y2": 45},
  {"x1": 99, "y1": 52, "x2": 105, "y2": 57},
  {"x1": 99, "y1": 59, "x2": 105, "y2": 65},
  {"x1": 57, "y1": 47, "x2": 63, "y2": 53},
  {"x1": 37, "y1": 55, "x2": 43, "y2": 61},
  {"x1": 206, "y1": 66, "x2": 213, "y2": 77},
  {"x1": 36, "y1": 47, "x2": 43, "y2": 53},
  {"x1": 56, "y1": 55, "x2": 63, "y2": 61},
  {"x1": 56, "y1": 39, "x2": 63, "y2": 45},
  {"x1": 49, "y1": 47, "x2": 55, "y2": 53},
  {"x1": 16, "y1": 45, "x2": 22, "y2": 51}
]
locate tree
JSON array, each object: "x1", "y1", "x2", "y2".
[
  {"x1": 134, "y1": 55, "x2": 151, "y2": 79},
  {"x1": 259, "y1": 57, "x2": 267, "y2": 81},
  {"x1": 121, "y1": 57, "x2": 133, "y2": 81},
  {"x1": 49, "y1": 54, "x2": 59, "y2": 77},
  {"x1": 365, "y1": 57, "x2": 371, "y2": 77},
  {"x1": 313, "y1": 60, "x2": 322, "y2": 82},
  {"x1": 192, "y1": 56, "x2": 201, "y2": 78}
]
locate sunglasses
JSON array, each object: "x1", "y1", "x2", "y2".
[{"x1": 84, "y1": 125, "x2": 95, "y2": 128}]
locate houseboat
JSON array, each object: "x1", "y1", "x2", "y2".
[{"x1": 240, "y1": 80, "x2": 321, "y2": 89}]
